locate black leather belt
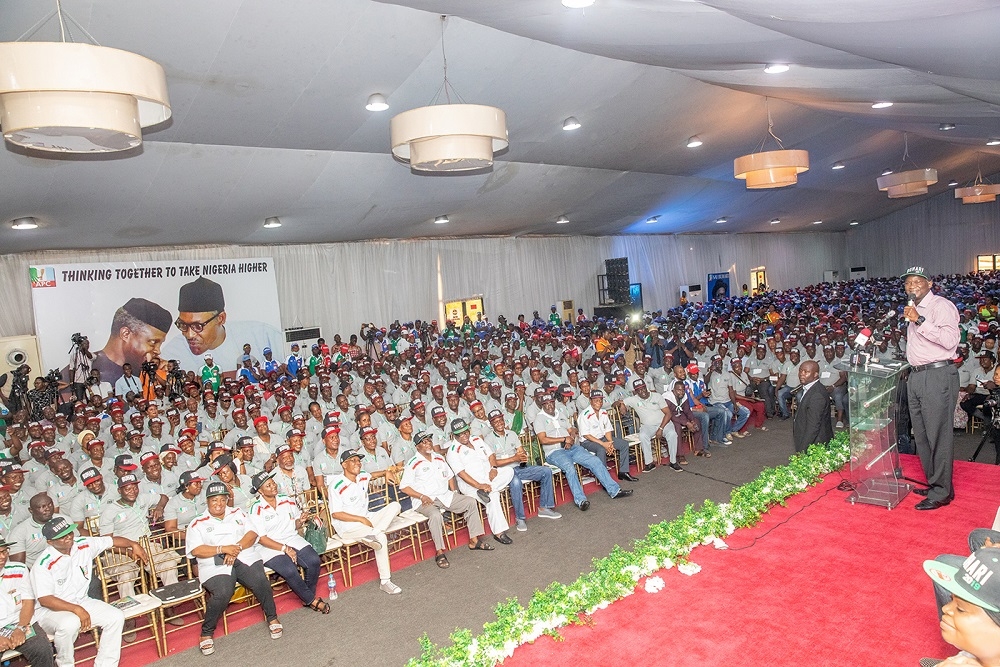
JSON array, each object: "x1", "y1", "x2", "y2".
[{"x1": 910, "y1": 359, "x2": 954, "y2": 373}]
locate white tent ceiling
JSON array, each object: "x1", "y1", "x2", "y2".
[{"x1": 1, "y1": 0, "x2": 999, "y2": 253}]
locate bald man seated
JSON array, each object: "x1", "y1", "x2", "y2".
[{"x1": 792, "y1": 360, "x2": 834, "y2": 453}]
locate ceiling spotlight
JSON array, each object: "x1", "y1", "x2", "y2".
[
  {"x1": 715, "y1": 217, "x2": 727, "y2": 224},
  {"x1": 988, "y1": 139, "x2": 1000, "y2": 146},
  {"x1": 769, "y1": 218, "x2": 780, "y2": 225},
  {"x1": 556, "y1": 216, "x2": 570, "y2": 224},
  {"x1": 831, "y1": 161, "x2": 845, "y2": 170},
  {"x1": 645, "y1": 215, "x2": 660, "y2": 224},
  {"x1": 686, "y1": 136, "x2": 703, "y2": 148},
  {"x1": 849, "y1": 220, "x2": 859, "y2": 226},
  {"x1": 871, "y1": 101, "x2": 893, "y2": 109},
  {"x1": 365, "y1": 93, "x2": 389, "y2": 112},
  {"x1": 812, "y1": 220, "x2": 823, "y2": 225},
  {"x1": 948, "y1": 180, "x2": 959, "y2": 187},
  {"x1": 263, "y1": 217, "x2": 282, "y2": 229},
  {"x1": 938, "y1": 123, "x2": 956, "y2": 131},
  {"x1": 434, "y1": 215, "x2": 449, "y2": 224},
  {"x1": 10, "y1": 216, "x2": 38, "y2": 230},
  {"x1": 562, "y1": 0, "x2": 595, "y2": 7},
  {"x1": 881, "y1": 168, "x2": 894, "y2": 176},
  {"x1": 763, "y1": 64, "x2": 790, "y2": 74},
  {"x1": 562, "y1": 116, "x2": 581, "y2": 131}
]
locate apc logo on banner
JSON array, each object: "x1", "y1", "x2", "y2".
[{"x1": 29, "y1": 266, "x2": 57, "y2": 288}]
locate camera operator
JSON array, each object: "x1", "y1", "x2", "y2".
[
  {"x1": 0, "y1": 365, "x2": 31, "y2": 415},
  {"x1": 139, "y1": 354, "x2": 166, "y2": 402},
  {"x1": 163, "y1": 360, "x2": 185, "y2": 401},
  {"x1": 26, "y1": 372, "x2": 63, "y2": 422},
  {"x1": 84, "y1": 369, "x2": 114, "y2": 401},
  {"x1": 67, "y1": 333, "x2": 93, "y2": 401}
]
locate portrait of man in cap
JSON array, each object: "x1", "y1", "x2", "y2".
[
  {"x1": 162, "y1": 276, "x2": 282, "y2": 375},
  {"x1": 61, "y1": 297, "x2": 172, "y2": 389}
]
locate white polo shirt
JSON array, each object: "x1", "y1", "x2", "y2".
[
  {"x1": 246, "y1": 495, "x2": 309, "y2": 562},
  {"x1": 32, "y1": 536, "x2": 113, "y2": 604},
  {"x1": 577, "y1": 406, "x2": 613, "y2": 441},
  {"x1": 0, "y1": 562, "x2": 33, "y2": 627},
  {"x1": 398, "y1": 453, "x2": 454, "y2": 508},
  {"x1": 446, "y1": 438, "x2": 493, "y2": 485},
  {"x1": 326, "y1": 472, "x2": 372, "y2": 534},
  {"x1": 185, "y1": 507, "x2": 261, "y2": 583}
]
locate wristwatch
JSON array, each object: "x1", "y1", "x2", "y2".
[{"x1": 16, "y1": 625, "x2": 29, "y2": 634}]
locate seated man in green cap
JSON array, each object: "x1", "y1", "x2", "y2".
[{"x1": 32, "y1": 516, "x2": 147, "y2": 667}]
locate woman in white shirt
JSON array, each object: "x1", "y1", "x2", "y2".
[{"x1": 185, "y1": 481, "x2": 281, "y2": 656}]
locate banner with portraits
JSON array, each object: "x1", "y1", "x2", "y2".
[{"x1": 29, "y1": 258, "x2": 282, "y2": 387}]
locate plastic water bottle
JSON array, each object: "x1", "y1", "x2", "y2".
[{"x1": 327, "y1": 572, "x2": 338, "y2": 600}]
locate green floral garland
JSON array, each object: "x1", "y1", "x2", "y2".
[{"x1": 408, "y1": 432, "x2": 851, "y2": 667}]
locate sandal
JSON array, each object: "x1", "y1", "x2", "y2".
[
  {"x1": 269, "y1": 620, "x2": 283, "y2": 640},
  {"x1": 469, "y1": 538, "x2": 494, "y2": 551},
  {"x1": 200, "y1": 638, "x2": 215, "y2": 656},
  {"x1": 696, "y1": 450, "x2": 712, "y2": 458},
  {"x1": 435, "y1": 553, "x2": 450, "y2": 569},
  {"x1": 307, "y1": 597, "x2": 331, "y2": 614}
]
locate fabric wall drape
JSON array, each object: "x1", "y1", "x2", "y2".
[
  {"x1": 0, "y1": 232, "x2": 844, "y2": 340},
  {"x1": 846, "y1": 187, "x2": 1000, "y2": 278}
]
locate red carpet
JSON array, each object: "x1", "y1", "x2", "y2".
[{"x1": 503, "y1": 455, "x2": 1000, "y2": 667}]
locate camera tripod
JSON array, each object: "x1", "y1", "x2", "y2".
[{"x1": 969, "y1": 413, "x2": 1000, "y2": 465}]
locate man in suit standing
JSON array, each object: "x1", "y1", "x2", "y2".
[{"x1": 793, "y1": 360, "x2": 833, "y2": 452}]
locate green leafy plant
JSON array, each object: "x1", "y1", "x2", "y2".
[{"x1": 406, "y1": 433, "x2": 850, "y2": 667}]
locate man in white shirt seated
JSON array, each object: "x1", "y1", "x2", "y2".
[
  {"x1": 399, "y1": 432, "x2": 491, "y2": 569},
  {"x1": 0, "y1": 537, "x2": 54, "y2": 666},
  {"x1": 327, "y1": 450, "x2": 401, "y2": 594},
  {"x1": 576, "y1": 390, "x2": 637, "y2": 482},
  {"x1": 9, "y1": 493, "x2": 67, "y2": 568},
  {"x1": 33, "y1": 516, "x2": 147, "y2": 667},
  {"x1": 445, "y1": 419, "x2": 514, "y2": 546}
]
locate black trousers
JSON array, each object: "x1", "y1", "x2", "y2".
[
  {"x1": 907, "y1": 365, "x2": 960, "y2": 502},
  {"x1": 16, "y1": 623, "x2": 54, "y2": 667},
  {"x1": 264, "y1": 546, "x2": 320, "y2": 605},
  {"x1": 201, "y1": 560, "x2": 277, "y2": 638}
]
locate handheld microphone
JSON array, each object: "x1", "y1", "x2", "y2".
[
  {"x1": 854, "y1": 327, "x2": 872, "y2": 348},
  {"x1": 906, "y1": 293, "x2": 917, "y2": 308}
]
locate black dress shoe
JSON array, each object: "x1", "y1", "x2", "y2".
[
  {"x1": 493, "y1": 532, "x2": 513, "y2": 545},
  {"x1": 912, "y1": 487, "x2": 930, "y2": 497},
  {"x1": 915, "y1": 497, "x2": 951, "y2": 510},
  {"x1": 578, "y1": 500, "x2": 590, "y2": 511},
  {"x1": 619, "y1": 472, "x2": 639, "y2": 482},
  {"x1": 613, "y1": 489, "x2": 633, "y2": 499}
]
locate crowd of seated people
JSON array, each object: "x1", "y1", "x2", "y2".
[{"x1": 0, "y1": 271, "x2": 997, "y2": 664}]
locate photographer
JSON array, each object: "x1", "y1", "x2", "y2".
[
  {"x1": 139, "y1": 355, "x2": 166, "y2": 402},
  {"x1": 84, "y1": 370, "x2": 113, "y2": 401},
  {"x1": 25, "y1": 375, "x2": 61, "y2": 422},
  {"x1": 67, "y1": 334, "x2": 93, "y2": 401},
  {"x1": 163, "y1": 360, "x2": 185, "y2": 401}
]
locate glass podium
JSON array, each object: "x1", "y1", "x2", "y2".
[{"x1": 835, "y1": 358, "x2": 912, "y2": 509}]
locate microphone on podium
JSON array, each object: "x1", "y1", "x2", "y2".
[{"x1": 854, "y1": 327, "x2": 872, "y2": 348}]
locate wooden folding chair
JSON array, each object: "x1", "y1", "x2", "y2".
[
  {"x1": 93, "y1": 541, "x2": 164, "y2": 657},
  {"x1": 144, "y1": 530, "x2": 205, "y2": 654}
]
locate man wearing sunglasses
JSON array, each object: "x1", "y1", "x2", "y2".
[{"x1": 161, "y1": 276, "x2": 282, "y2": 376}]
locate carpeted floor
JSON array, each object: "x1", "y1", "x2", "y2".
[
  {"x1": 128, "y1": 422, "x2": 996, "y2": 666},
  {"x1": 502, "y1": 455, "x2": 1000, "y2": 667}
]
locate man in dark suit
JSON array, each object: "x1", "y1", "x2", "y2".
[{"x1": 793, "y1": 360, "x2": 834, "y2": 452}]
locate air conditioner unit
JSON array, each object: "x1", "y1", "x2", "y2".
[
  {"x1": 0, "y1": 335, "x2": 43, "y2": 378},
  {"x1": 559, "y1": 300, "x2": 574, "y2": 324},
  {"x1": 284, "y1": 327, "x2": 322, "y2": 356}
]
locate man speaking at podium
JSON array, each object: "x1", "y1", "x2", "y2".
[{"x1": 901, "y1": 266, "x2": 960, "y2": 511}]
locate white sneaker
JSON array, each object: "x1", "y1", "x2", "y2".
[
  {"x1": 835, "y1": 421, "x2": 844, "y2": 429},
  {"x1": 581, "y1": 475, "x2": 596, "y2": 484},
  {"x1": 358, "y1": 535, "x2": 382, "y2": 551},
  {"x1": 515, "y1": 519, "x2": 528, "y2": 532},
  {"x1": 380, "y1": 580, "x2": 401, "y2": 595},
  {"x1": 537, "y1": 507, "x2": 562, "y2": 519}
]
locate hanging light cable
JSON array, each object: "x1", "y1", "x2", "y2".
[{"x1": 733, "y1": 98, "x2": 809, "y2": 189}]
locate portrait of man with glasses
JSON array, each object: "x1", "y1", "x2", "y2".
[{"x1": 161, "y1": 276, "x2": 283, "y2": 378}]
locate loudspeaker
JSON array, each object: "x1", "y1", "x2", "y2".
[
  {"x1": 0, "y1": 335, "x2": 43, "y2": 378},
  {"x1": 605, "y1": 257, "x2": 629, "y2": 276},
  {"x1": 604, "y1": 257, "x2": 630, "y2": 303}
]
